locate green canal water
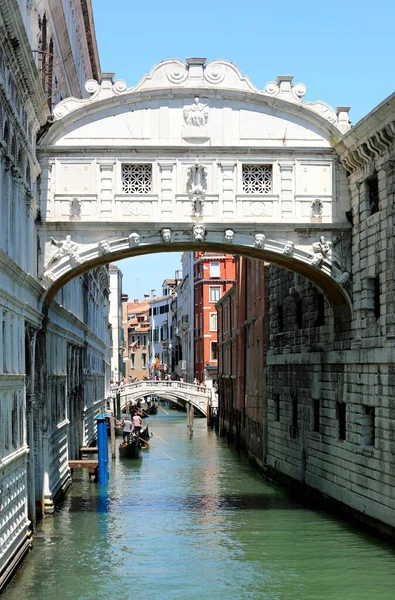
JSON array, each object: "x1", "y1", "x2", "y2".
[{"x1": 4, "y1": 412, "x2": 395, "y2": 600}]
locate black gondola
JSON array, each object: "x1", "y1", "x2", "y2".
[{"x1": 119, "y1": 434, "x2": 141, "y2": 459}]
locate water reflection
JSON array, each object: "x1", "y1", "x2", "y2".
[{"x1": 3, "y1": 413, "x2": 395, "y2": 600}]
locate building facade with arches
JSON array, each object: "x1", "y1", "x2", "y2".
[{"x1": 0, "y1": 1, "x2": 109, "y2": 590}]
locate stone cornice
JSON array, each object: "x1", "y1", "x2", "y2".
[
  {"x1": 80, "y1": 0, "x2": 101, "y2": 81},
  {"x1": 336, "y1": 92, "x2": 395, "y2": 174},
  {"x1": 0, "y1": 0, "x2": 49, "y2": 126}
]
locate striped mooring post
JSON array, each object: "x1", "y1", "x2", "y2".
[{"x1": 96, "y1": 414, "x2": 109, "y2": 484}]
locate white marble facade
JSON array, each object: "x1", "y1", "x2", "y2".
[
  {"x1": 37, "y1": 59, "x2": 352, "y2": 324},
  {"x1": 0, "y1": 1, "x2": 108, "y2": 591}
]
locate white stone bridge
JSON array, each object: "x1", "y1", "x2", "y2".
[
  {"x1": 117, "y1": 380, "x2": 214, "y2": 417},
  {"x1": 37, "y1": 57, "x2": 353, "y2": 325}
]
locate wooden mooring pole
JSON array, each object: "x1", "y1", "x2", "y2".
[
  {"x1": 110, "y1": 415, "x2": 116, "y2": 459},
  {"x1": 189, "y1": 405, "x2": 194, "y2": 438}
]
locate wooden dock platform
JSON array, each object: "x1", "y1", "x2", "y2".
[{"x1": 68, "y1": 459, "x2": 98, "y2": 480}]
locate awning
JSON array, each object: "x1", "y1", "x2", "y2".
[{"x1": 129, "y1": 340, "x2": 138, "y2": 348}]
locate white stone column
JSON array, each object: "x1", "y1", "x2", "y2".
[
  {"x1": 220, "y1": 162, "x2": 236, "y2": 218},
  {"x1": 98, "y1": 160, "x2": 116, "y2": 219},
  {"x1": 279, "y1": 163, "x2": 294, "y2": 219},
  {"x1": 158, "y1": 162, "x2": 174, "y2": 217},
  {"x1": 39, "y1": 159, "x2": 52, "y2": 219}
]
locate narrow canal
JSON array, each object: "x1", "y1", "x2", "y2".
[{"x1": 4, "y1": 412, "x2": 395, "y2": 600}]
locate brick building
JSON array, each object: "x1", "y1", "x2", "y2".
[
  {"x1": 194, "y1": 252, "x2": 235, "y2": 384},
  {"x1": 217, "y1": 257, "x2": 268, "y2": 460}
]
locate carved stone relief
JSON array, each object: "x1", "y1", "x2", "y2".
[
  {"x1": 283, "y1": 241, "x2": 295, "y2": 256},
  {"x1": 44, "y1": 235, "x2": 81, "y2": 272},
  {"x1": 254, "y1": 233, "x2": 266, "y2": 248},
  {"x1": 128, "y1": 232, "x2": 141, "y2": 247},
  {"x1": 161, "y1": 228, "x2": 172, "y2": 243},
  {"x1": 192, "y1": 224, "x2": 206, "y2": 243},
  {"x1": 187, "y1": 163, "x2": 207, "y2": 217},
  {"x1": 224, "y1": 229, "x2": 234, "y2": 243}
]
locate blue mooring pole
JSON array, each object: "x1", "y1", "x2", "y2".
[{"x1": 96, "y1": 414, "x2": 109, "y2": 485}]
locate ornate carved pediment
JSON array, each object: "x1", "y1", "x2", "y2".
[{"x1": 50, "y1": 58, "x2": 350, "y2": 136}]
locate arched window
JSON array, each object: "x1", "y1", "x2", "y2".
[
  {"x1": 17, "y1": 149, "x2": 23, "y2": 173},
  {"x1": 26, "y1": 162, "x2": 31, "y2": 188},
  {"x1": 10, "y1": 135, "x2": 16, "y2": 160},
  {"x1": 2, "y1": 120, "x2": 9, "y2": 153}
]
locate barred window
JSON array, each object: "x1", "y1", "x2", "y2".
[
  {"x1": 242, "y1": 164, "x2": 272, "y2": 194},
  {"x1": 122, "y1": 164, "x2": 152, "y2": 194}
]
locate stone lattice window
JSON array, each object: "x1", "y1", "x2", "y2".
[
  {"x1": 242, "y1": 164, "x2": 272, "y2": 194},
  {"x1": 122, "y1": 164, "x2": 152, "y2": 194}
]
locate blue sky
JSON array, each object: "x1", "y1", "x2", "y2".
[{"x1": 91, "y1": 0, "x2": 395, "y2": 300}]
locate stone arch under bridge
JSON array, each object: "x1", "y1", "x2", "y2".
[
  {"x1": 37, "y1": 57, "x2": 353, "y2": 322},
  {"x1": 118, "y1": 381, "x2": 212, "y2": 417}
]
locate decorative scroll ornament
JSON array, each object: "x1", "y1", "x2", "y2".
[
  {"x1": 44, "y1": 235, "x2": 81, "y2": 271},
  {"x1": 283, "y1": 241, "x2": 295, "y2": 256},
  {"x1": 311, "y1": 236, "x2": 332, "y2": 267},
  {"x1": 310, "y1": 198, "x2": 323, "y2": 218},
  {"x1": 98, "y1": 240, "x2": 111, "y2": 256},
  {"x1": 161, "y1": 228, "x2": 172, "y2": 243},
  {"x1": 254, "y1": 233, "x2": 266, "y2": 249},
  {"x1": 187, "y1": 163, "x2": 207, "y2": 217},
  {"x1": 204, "y1": 61, "x2": 226, "y2": 84},
  {"x1": 183, "y1": 97, "x2": 209, "y2": 127},
  {"x1": 128, "y1": 232, "x2": 141, "y2": 247},
  {"x1": 192, "y1": 224, "x2": 206, "y2": 243},
  {"x1": 224, "y1": 229, "x2": 235, "y2": 243}
]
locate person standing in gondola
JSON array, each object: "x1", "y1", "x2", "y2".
[
  {"x1": 133, "y1": 413, "x2": 142, "y2": 438},
  {"x1": 122, "y1": 415, "x2": 133, "y2": 443}
]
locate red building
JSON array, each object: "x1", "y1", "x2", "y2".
[
  {"x1": 216, "y1": 256, "x2": 269, "y2": 460},
  {"x1": 193, "y1": 252, "x2": 235, "y2": 384}
]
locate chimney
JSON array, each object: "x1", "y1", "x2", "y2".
[
  {"x1": 134, "y1": 299, "x2": 139, "y2": 303},
  {"x1": 144, "y1": 294, "x2": 150, "y2": 299}
]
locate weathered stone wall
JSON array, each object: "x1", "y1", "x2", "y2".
[{"x1": 265, "y1": 99, "x2": 395, "y2": 534}]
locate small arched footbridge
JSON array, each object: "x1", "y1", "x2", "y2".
[{"x1": 117, "y1": 380, "x2": 214, "y2": 417}]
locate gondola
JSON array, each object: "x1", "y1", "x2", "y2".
[
  {"x1": 138, "y1": 424, "x2": 151, "y2": 449},
  {"x1": 143, "y1": 403, "x2": 158, "y2": 416},
  {"x1": 119, "y1": 435, "x2": 141, "y2": 459}
]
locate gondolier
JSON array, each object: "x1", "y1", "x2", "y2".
[
  {"x1": 122, "y1": 415, "x2": 133, "y2": 443},
  {"x1": 133, "y1": 413, "x2": 142, "y2": 437}
]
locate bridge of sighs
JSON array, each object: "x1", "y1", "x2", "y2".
[{"x1": 37, "y1": 57, "x2": 353, "y2": 323}]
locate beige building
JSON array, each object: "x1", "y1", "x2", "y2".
[{"x1": 123, "y1": 295, "x2": 151, "y2": 380}]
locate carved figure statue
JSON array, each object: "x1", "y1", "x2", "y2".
[
  {"x1": 45, "y1": 235, "x2": 80, "y2": 270},
  {"x1": 128, "y1": 232, "x2": 141, "y2": 248},
  {"x1": 224, "y1": 229, "x2": 235, "y2": 243},
  {"x1": 283, "y1": 241, "x2": 295, "y2": 256},
  {"x1": 161, "y1": 228, "x2": 172, "y2": 243},
  {"x1": 183, "y1": 97, "x2": 209, "y2": 127},
  {"x1": 192, "y1": 224, "x2": 206, "y2": 243},
  {"x1": 187, "y1": 163, "x2": 207, "y2": 216},
  {"x1": 311, "y1": 235, "x2": 332, "y2": 267},
  {"x1": 254, "y1": 233, "x2": 265, "y2": 249},
  {"x1": 98, "y1": 240, "x2": 111, "y2": 256}
]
